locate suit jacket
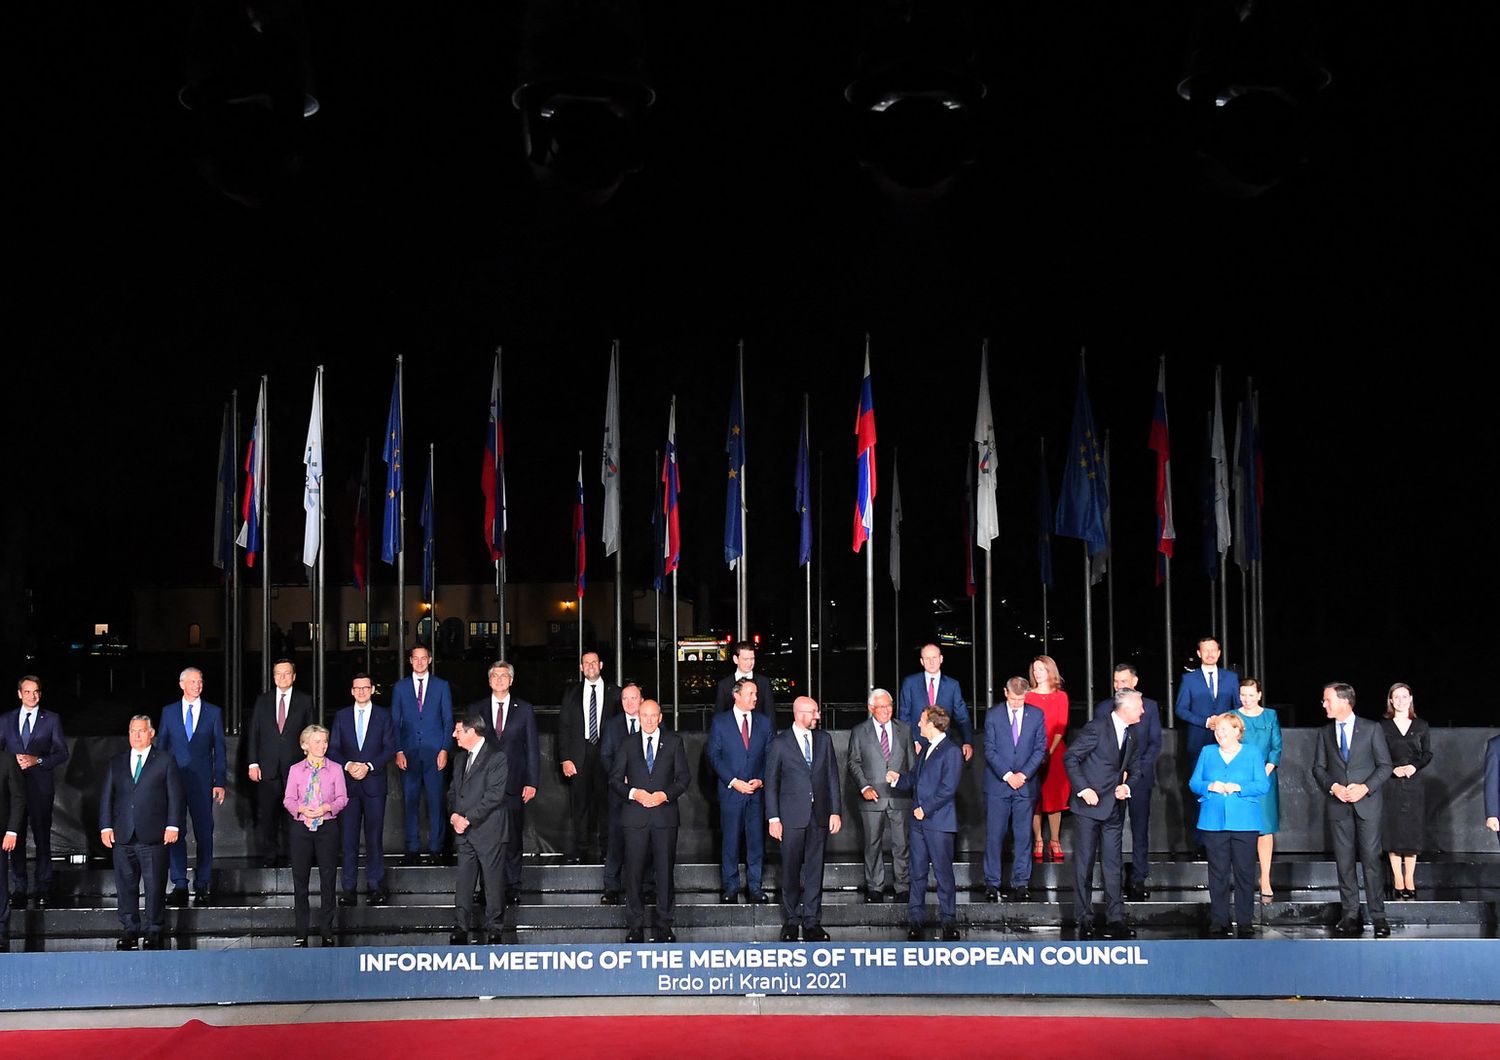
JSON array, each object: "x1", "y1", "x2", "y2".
[
  {"x1": 100, "y1": 748, "x2": 184, "y2": 845},
  {"x1": 1093, "y1": 695, "x2": 1162, "y2": 789},
  {"x1": 981, "y1": 704, "x2": 1047, "y2": 798},
  {"x1": 0, "y1": 754, "x2": 24, "y2": 837},
  {"x1": 892, "y1": 735, "x2": 963, "y2": 833},
  {"x1": 447, "y1": 743, "x2": 510, "y2": 850},
  {"x1": 157, "y1": 701, "x2": 227, "y2": 788},
  {"x1": 1485, "y1": 735, "x2": 1500, "y2": 822},
  {"x1": 1174, "y1": 669, "x2": 1239, "y2": 751},
  {"x1": 609, "y1": 728, "x2": 691, "y2": 829},
  {"x1": 764, "y1": 727, "x2": 840, "y2": 831},
  {"x1": 328, "y1": 703, "x2": 397, "y2": 798},
  {"x1": 1311, "y1": 715, "x2": 1392, "y2": 821},
  {"x1": 1189, "y1": 743, "x2": 1269, "y2": 832},
  {"x1": 558, "y1": 681, "x2": 622, "y2": 767},
  {"x1": 1064, "y1": 713, "x2": 1141, "y2": 823},
  {"x1": 897, "y1": 672, "x2": 973, "y2": 746},
  {"x1": 713, "y1": 673, "x2": 776, "y2": 725},
  {"x1": 707, "y1": 708, "x2": 773, "y2": 796},
  {"x1": 246, "y1": 688, "x2": 312, "y2": 780},
  {"x1": 0, "y1": 708, "x2": 70, "y2": 796},
  {"x1": 475, "y1": 696, "x2": 540, "y2": 798},
  {"x1": 390, "y1": 674, "x2": 454, "y2": 758},
  {"x1": 846, "y1": 717, "x2": 916, "y2": 811}
]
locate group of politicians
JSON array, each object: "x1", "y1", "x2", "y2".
[{"x1": 2, "y1": 636, "x2": 1498, "y2": 952}]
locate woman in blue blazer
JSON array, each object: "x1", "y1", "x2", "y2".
[{"x1": 1190, "y1": 714, "x2": 1270, "y2": 937}]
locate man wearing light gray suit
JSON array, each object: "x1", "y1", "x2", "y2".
[
  {"x1": 846, "y1": 688, "x2": 915, "y2": 903},
  {"x1": 1312, "y1": 682, "x2": 1392, "y2": 937},
  {"x1": 447, "y1": 713, "x2": 510, "y2": 946}
]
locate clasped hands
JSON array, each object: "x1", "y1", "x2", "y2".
[
  {"x1": 1206, "y1": 780, "x2": 1242, "y2": 795},
  {"x1": 730, "y1": 778, "x2": 763, "y2": 795}
]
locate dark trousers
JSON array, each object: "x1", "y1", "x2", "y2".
[
  {"x1": 170, "y1": 775, "x2": 215, "y2": 891},
  {"x1": 565, "y1": 743, "x2": 606, "y2": 859},
  {"x1": 1074, "y1": 803, "x2": 1127, "y2": 924},
  {"x1": 1331, "y1": 809, "x2": 1386, "y2": 921},
  {"x1": 341, "y1": 791, "x2": 386, "y2": 892},
  {"x1": 290, "y1": 821, "x2": 340, "y2": 938},
  {"x1": 908, "y1": 820, "x2": 957, "y2": 925},
  {"x1": 1203, "y1": 829, "x2": 1258, "y2": 928},
  {"x1": 984, "y1": 789, "x2": 1038, "y2": 888},
  {"x1": 112, "y1": 840, "x2": 169, "y2": 938},
  {"x1": 253, "y1": 773, "x2": 290, "y2": 860},
  {"x1": 624, "y1": 825, "x2": 677, "y2": 930},
  {"x1": 502, "y1": 794, "x2": 525, "y2": 894},
  {"x1": 0, "y1": 847, "x2": 11, "y2": 933},
  {"x1": 605, "y1": 796, "x2": 655, "y2": 894},
  {"x1": 1125, "y1": 778, "x2": 1154, "y2": 881},
  {"x1": 777, "y1": 823, "x2": 828, "y2": 928},
  {"x1": 402, "y1": 750, "x2": 446, "y2": 854},
  {"x1": 11, "y1": 773, "x2": 55, "y2": 890},
  {"x1": 718, "y1": 791, "x2": 764, "y2": 894},
  {"x1": 454, "y1": 832, "x2": 507, "y2": 936}
]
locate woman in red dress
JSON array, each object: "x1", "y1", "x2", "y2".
[{"x1": 1027, "y1": 655, "x2": 1071, "y2": 863}]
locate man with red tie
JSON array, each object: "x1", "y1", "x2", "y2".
[
  {"x1": 391, "y1": 645, "x2": 453, "y2": 863},
  {"x1": 246, "y1": 660, "x2": 311, "y2": 867},
  {"x1": 897, "y1": 644, "x2": 973, "y2": 760},
  {"x1": 473, "y1": 660, "x2": 538, "y2": 905},
  {"x1": 707, "y1": 678, "x2": 773, "y2": 904}
]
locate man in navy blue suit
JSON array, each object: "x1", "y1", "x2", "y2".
[
  {"x1": 2, "y1": 675, "x2": 69, "y2": 906},
  {"x1": 1066, "y1": 689, "x2": 1144, "y2": 939},
  {"x1": 1095, "y1": 664, "x2": 1162, "y2": 899},
  {"x1": 1484, "y1": 734, "x2": 1499, "y2": 849},
  {"x1": 330, "y1": 673, "x2": 396, "y2": 906},
  {"x1": 100, "y1": 715, "x2": 183, "y2": 949},
  {"x1": 157, "y1": 667, "x2": 225, "y2": 906},
  {"x1": 0, "y1": 750, "x2": 23, "y2": 951},
  {"x1": 599, "y1": 683, "x2": 653, "y2": 905},
  {"x1": 390, "y1": 645, "x2": 453, "y2": 862},
  {"x1": 1174, "y1": 635, "x2": 1238, "y2": 848},
  {"x1": 982, "y1": 678, "x2": 1047, "y2": 902},
  {"x1": 474, "y1": 659, "x2": 539, "y2": 905},
  {"x1": 889, "y1": 705, "x2": 964, "y2": 941},
  {"x1": 765, "y1": 696, "x2": 842, "y2": 941},
  {"x1": 707, "y1": 677, "x2": 773, "y2": 904},
  {"x1": 897, "y1": 644, "x2": 973, "y2": 760}
]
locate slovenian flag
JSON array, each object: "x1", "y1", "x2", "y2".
[{"x1": 852, "y1": 349, "x2": 876, "y2": 553}]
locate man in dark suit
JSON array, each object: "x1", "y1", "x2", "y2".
[
  {"x1": 897, "y1": 644, "x2": 973, "y2": 760},
  {"x1": 2, "y1": 675, "x2": 68, "y2": 906},
  {"x1": 157, "y1": 667, "x2": 226, "y2": 906},
  {"x1": 447, "y1": 713, "x2": 510, "y2": 945},
  {"x1": 0, "y1": 748, "x2": 23, "y2": 951},
  {"x1": 982, "y1": 677, "x2": 1047, "y2": 902},
  {"x1": 1065, "y1": 689, "x2": 1144, "y2": 939},
  {"x1": 558, "y1": 649, "x2": 621, "y2": 864},
  {"x1": 329, "y1": 672, "x2": 396, "y2": 906},
  {"x1": 713, "y1": 640, "x2": 775, "y2": 725},
  {"x1": 391, "y1": 644, "x2": 454, "y2": 862},
  {"x1": 765, "y1": 695, "x2": 842, "y2": 941},
  {"x1": 99, "y1": 715, "x2": 183, "y2": 950},
  {"x1": 608, "y1": 698, "x2": 691, "y2": 942},
  {"x1": 474, "y1": 659, "x2": 538, "y2": 905},
  {"x1": 1485, "y1": 734, "x2": 1500, "y2": 849},
  {"x1": 599, "y1": 683, "x2": 652, "y2": 905},
  {"x1": 1312, "y1": 682, "x2": 1393, "y2": 937},
  {"x1": 707, "y1": 677, "x2": 773, "y2": 903},
  {"x1": 1094, "y1": 663, "x2": 1162, "y2": 899},
  {"x1": 846, "y1": 687, "x2": 915, "y2": 903},
  {"x1": 246, "y1": 659, "x2": 312, "y2": 867},
  {"x1": 889, "y1": 706, "x2": 964, "y2": 941}
]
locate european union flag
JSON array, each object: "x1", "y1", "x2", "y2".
[
  {"x1": 724, "y1": 364, "x2": 745, "y2": 567},
  {"x1": 1037, "y1": 448, "x2": 1054, "y2": 588},
  {"x1": 420, "y1": 453, "x2": 435, "y2": 599},
  {"x1": 795, "y1": 403, "x2": 812, "y2": 568},
  {"x1": 1054, "y1": 364, "x2": 1108, "y2": 555},
  {"x1": 382, "y1": 364, "x2": 403, "y2": 565}
]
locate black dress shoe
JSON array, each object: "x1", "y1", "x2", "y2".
[
  {"x1": 600, "y1": 891, "x2": 621, "y2": 906},
  {"x1": 652, "y1": 929, "x2": 677, "y2": 943},
  {"x1": 1076, "y1": 921, "x2": 1095, "y2": 939},
  {"x1": 893, "y1": 891, "x2": 910, "y2": 904},
  {"x1": 906, "y1": 925, "x2": 925, "y2": 942},
  {"x1": 292, "y1": 936, "x2": 309, "y2": 948},
  {"x1": 985, "y1": 888, "x2": 1000, "y2": 903},
  {"x1": 1373, "y1": 918, "x2": 1391, "y2": 938},
  {"x1": 142, "y1": 935, "x2": 165, "y2": 950},
  {"x1": 1333, "y1": 918, "x2": 1362, "y2": 937},
  {"x1": 34, "y1": 891, "x2": 53, "y2": 908},
  {"x1": 320, "y1": 935, "x2": 337, "y2": 947},
  {"x1": 0, "y1": 939, "x2": 9, "y2": 953},
  {"x1": 505, "y1": 890, "x2": 523, "y2": 907},
  {"x1": 1102, "y1": 921, "x2": 1136, "y2": 940},
  {"x1": 720, "y1": 892, "x2": 738, "y2": 904},
  {"x1": 338, "y1": 892, "x2": 358, "y2": 907},
  {"x1": 117, "y1": 935, "x2": 138, "y2": 951},
  {"x1": 999, "y1": 886, "x2": 1014, "y2": 901},
  {"x1": 942, "y1": 925, "x2": 961, "y2": 942},
  {"x1": 1207, "y1": 923, "x2": 1234, "y2": 938},
  {"x1": 565, "y1": 854, "x2": 583, "y2": 865},
  {"x1": 780, "y1": 923, "x2": 800, "y2": 942},
  {"x1": 449, "y1": 931, "x2": 469, "y2": 946},
  {"x1": 804, "y1": 925, "x2": 831, "y2": 943},
  {"x1": 168, "y1": 888, "x2": 189, "y2": 908},
  {"x1": 1236, "y1": 926, "x2": 1257, "y2": 939},
  {"x1": 487, "y1": 932, "x2": 505, "y2": 945},
  {"x1": 864, "y1": 889, "x2": 882, "y2": 904},
  {"x1": 367, "y1": 889, "x2": 388, "y2": 906},
  {"x1": 401, "y1": 853, "x2": 421, "y2": 867},
  {"x1": 748, "y1": 891, "x2": 771, "y2": 904},
  {"x1": 1125, "y1": 884, "x2": 1151, "y2": 902},
  {"x1": 192, "y1": 892, "x2": 212, "y2": 907},
  {"x1": 1012, "y1": 888, "x2": 1033, "y2": 902},
  {"x1": 625, "y1": 928, "x2": 645, "y2": 943}
]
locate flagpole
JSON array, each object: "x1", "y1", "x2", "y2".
[
  {"x1": 817, "y1": 449, "x2": 825, "y2": 703},
  {"x1": 1254, "y1": 389, "x2": 1266, "y2": 685},
  {"x1": 1104, "y1": 432, "x2": 1115, "y2": 680},
  {"x1": 229, "y1": 391, "x2": 241, "y2": 733},
  {"x1": 496, "y1": 348, "x2": 507, "y2": 664},
  {"x1": 1083, "y1": 544, "x2": 1095, "y2": 714},
  {"x1": 613, "y1": 340, "x2": 624, "y2": 680},
  {"x1": 890, "y1": 448, "x2": 899, "y2": 691},
  {"x1": 428, "y1": 443, "x2": 438, "y2": 671},
  {"x1": 802, "y1": 395, "x2": 813, "y2": 698},
  {"x1": 396, "y1": 357, "x2": 407, "y2": 679},
  {"x1": 363, "y1": 440, "x2": 372, "y2": 675},
  {"x1": 653, "y1": 446, "x2": 661, "y2": 700},
  {"x1": 1040, "y1": 436, "x2": 1050, "y2": 655},
  {"x1": 984, "y1": 549, "x2": 994, "y2": 710},
  {"x1": 260, "y1": 375, "x2": 272, "y2": 694},
  {"x1": 316, "y1": 367, "x2": 326, "y2": 724},
  {"x1": 737, "y1": 339, "x2": 748, "y2": 643},
  {"x1": 577, "y1": 449, "x2": 584, "y2": 668},
  {"x1": 671, "y1": 569, "x2": 680, "y2": 728},
  {"x1": 1164, "y1": 554, "x2": 1174, "y2": 726}
]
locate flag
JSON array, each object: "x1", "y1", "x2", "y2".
[
  {"x1": 724, "y1": 357, "x2": 745, "y2": 567},
  {"x1": 573, "y1": 455, "x2": 586, "y2": 599},
  {"x1": 1148, "y1": 356, "x2": 1176, "y2": 585},
  {"x1": 381, "y1": 364, "x2": 403, "y2": 565},
  {"x1": 353, "y1": 447, "x2": 370, "y2": 594},
  {"x1": 661, "y1": 398, "x2": 681, "y2": 577},
  {"x1": 1054, "y1": 363, "x2": 1109, "y2": 555},
  {"x1": 651, "y1": 442, "x2": 666, "y2": 592},
  {"x1": 1200, "y1": 412, "x2": 1219, "y2": 581},
  {"x1": 602, "y1": 341, "x2": 622, "y2": 557},
  {"x1": 1090, "y1": 436, "x2": 1112, "y2": 586},
  {"x1": 420, "y1": 449, "x2": 435, "y2": 599},
  {"x1": 795, "y1": 402, "x2": 812, "y2": 568},
  {"x1": 235, "y1": 379, "x2": 266, "y2": 567},
  {"x1": 852, "y1": 350, "x2": 877, "y2": 553},
  {"x1": 964, "y1": 450, "x2": 977, "y2": 598},
  {"x1": 301, "y1": 369, "x2": 324, "y2": 569},
  {"x1": 213, "y1": 400, "x2": 236, "y2": 577},
  {"x1": 889, "y1": 457, "x2": 903, "y2": 591},
  {"x1": 1036, "y1": 445, "x2": 1053, "y2": 588},
  {"x1": 974, "y1": 347, "x2": 999, "y2": 551},
  {"x1": 1211, "y1": 367, "x2": 1231, "y2": 557},
  {"x1": 481, "y1": 349, "x2": 506, "y2": 562},
  {"x1": 1233, "y1": 392, "x2": 1262, "y2": 569}
]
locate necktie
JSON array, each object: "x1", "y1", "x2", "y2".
[
  {"x1": 741, "y1": 714, "x2": 751, "y2": 751},
  {"x1": 587, "y1": 685, "x2": 599, "y2": 743},
  {"x1": 645, "y1": 736, "x2": 655, "y2": 772},
  {"x1": 927, "y1": 677, "x2": 937, "y2": 706},
  {"x1": 802, "y1": 733, "x2": 812, "y2": 767},
  {"x1": 133, "y1": 753, "x2": 143, "y2": 782},
  {"x1": 1011, "y1": 709, "x2": 1021, "y2": 745},
  {"x1": 628, "y1": 717, "x2": 637, "y2": 735},
  {"x1": 356, "y1": 709, "x2": 367, "y2": 751},
  {"x1": 498, "y1": 701, "x2": 507, "y2": 735},
  {"x1": 417, "y1": 678, "x2": 426, "y2": 712},
  {"x1": 879, "y1": 724, "x2": 890, "y2": 762},
  {"x1": 1208, "y1": 670, "x2": 1216, "y2": 699},
  {"x1": 1339, "y1": 722, "x2": 1350, "y2": 762},
  {"x1": 185, "y1": 706, "x2": 195, "y2": 742},
  {"x1": 276, "y1": 693, "x2": 287, "y2": 733},
  {"x1": 20, "y1": 713, "x2": 32, "y2": 748}
]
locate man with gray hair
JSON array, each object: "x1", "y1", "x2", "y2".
[
  {"x1": 846, "y1": 687, "x2": 915, "y2": 902},
  {"x1": 1064, "y1": 688, "x2": 1144, "y2": 939},
  {"x1": 100, "y1": 715, "x2": 182, "y2": 949},
  {"x1": 157, "y1": 667, "x2": 225, "y2": 907},
  {"x1": 472, "y1": 659, "x2": 538, "y2": 905}
]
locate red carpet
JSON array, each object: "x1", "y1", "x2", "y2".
[{"x1": 4, "y1": 1015, "x2": 1497, "y2": 1058}]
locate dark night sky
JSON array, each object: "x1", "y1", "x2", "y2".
[{"x1": 7, "y1": 3, "x2": 1496, "y2": 717}]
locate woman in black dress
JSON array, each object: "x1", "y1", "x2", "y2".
[{"x1": 1380, "y1": 683, "x2": 1433, "y2": 900}]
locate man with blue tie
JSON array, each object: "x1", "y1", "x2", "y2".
[
  {"x1": 707, "y1": 677, "x2": 773, "y2": 904},
  {"x1": 330, "y1": 673, "x2": 396, "y2": 907},
  {"x1": 898, "y1": 644, "x2": 973, "y2": 760},
  {"x1": 1095, "y1": 664, "x2": 1163, "y2": 900},
  {"x1": 765, "y1": 696, "x2": 842, "y2": 942},
  {"x1": 1065, "y1": 689, "x2": 1144, "y2": 939},
  {"x1": 982, "y1": 678, "x2": 1047, "y2": 902},
  {"x1": 157, "y1": 667, "x2": 225, "y2": 906},
  {"x1": 2, "y1": 675, "x2": 69, "y2": 907},
  {"x1": 391, "y1": 645, "x2": 453, "y2": 863},
  {"x1": 599, "y1": 683, "x2": 652, "y2": 906},
  {"x1": 608, "y1": 699, "x2": 691, "y2": 943},
  {"x1": 558, "y1": 650, "x2": 621, "y2": 864},
  {"x1": 888, "y1": 705, "x2": 964, "y2": 941},
  {"x1": 474, "y1": 659, "x2": 539, "y2": 906},
  {"x1": 1312, "y1": 682, "x2": 1393, "y2": 937},
  {"x1": 100, "y1": 715, "x2": 183, "y2": 950}
]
